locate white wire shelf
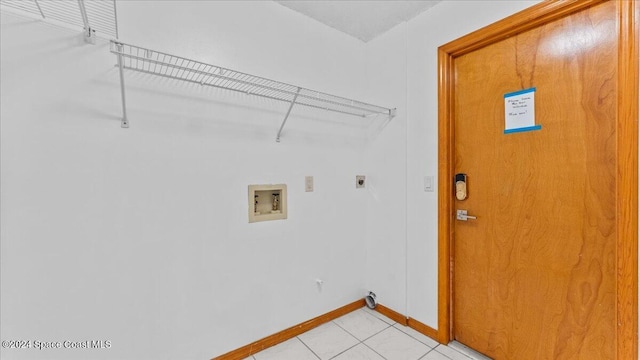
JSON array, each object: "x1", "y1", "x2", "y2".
[
  {"x1": 110, "y1": 41, "x2": 396, "y2": 141},
  {"x1": 0, "y1": 0, "x2": 118, "y2": 40}
]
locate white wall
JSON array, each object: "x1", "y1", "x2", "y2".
[
  {"x1": 362, "y1": 22, "x2": 409, "y2": 315},
  {"x1": 363, "y1": 0, "x2": 542, "y2": 328},
  {"x1": 2, "y1": 1, "x2": 635, "y2": 359},
  {"x1": 0, "y1": 2, "x2": 377, "y2": 359}
]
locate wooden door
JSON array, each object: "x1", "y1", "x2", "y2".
[{"x1": 439, "y1": 1, "x2": 638, "y2": 360}]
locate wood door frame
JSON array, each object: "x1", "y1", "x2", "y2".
[{"x1": 437, "y1": 1, "x2": 639, "y2": 358}]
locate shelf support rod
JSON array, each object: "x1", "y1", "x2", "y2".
[
  {"x1": 276, "y1": 87, "x2": 301, "y2": 142},
  {"x1": 33, "y1": 0, "x2": 45, "y2": 19},
  {"x1": 77, "y1": 0, "x2": 95, "y2": 44},
  {"x1": 112, "y1": 0, "x2": 119, "y2": 39},
  {"x1": 116, "y1": 43, "x2": 129, "y2": 128}
]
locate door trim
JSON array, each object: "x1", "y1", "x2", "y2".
[{"x1": 436, "y1": 1, "x2": 638, "y2": 359}]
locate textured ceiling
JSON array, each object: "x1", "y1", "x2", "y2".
[{"x1": 274, "y1": 1, "x2": 441, "y2": 42}]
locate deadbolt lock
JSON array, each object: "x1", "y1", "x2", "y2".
[{"x1": 455, "y1": 173, "x2": 467, "y2": 201}]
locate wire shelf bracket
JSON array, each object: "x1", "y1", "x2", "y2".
[
  {"x1": 115, "y1": 42, "x2": 129, "y2": 128},
  {"x1": 0, "y1": 0, "x2": 119, "y2": 41},
  {"x1": 276, "y1": 88, "x2": 301, "y2": 142},
  {"x1": 109, "y1": 41, "x2": 396, "y2": 141}
]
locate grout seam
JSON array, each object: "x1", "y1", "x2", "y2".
[
  {"x1": 363, "y1": 307, "x2": 396, "y2": 325},
  {"x1": 250, "y1": 310, "x2": 484, "y2": 360},
  {"x1": 327, "y1": 342, "x2": 361, "y2": 360},
  {"x1": 332, "y1": 310, "x2": 394, "y2": 343},
  {"x1": 363, "y1": 341, "x2": 389, "y2": 360},
  {"x1": 392, "y1": 323, "x2": 438, "y2": 348},
  {"x1": 296, "y1": 336, "x2": 322, "y2": 360},
  {"x1": 434, "y1": 344, "x2": 472, "y2": 360},
  {"x1": 419, "y1": 347, "x2": 453, "y2": 360},
  {"x1": 359, "y1": 323, "x2": 393, "y2": 343}
]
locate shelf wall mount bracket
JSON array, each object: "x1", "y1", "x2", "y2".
[
  {"x1": 275, "y1": 87, "x2": 301, "y2": 142},
  {"x1": 77, "y1": 0, "x2": 96, "y2": 44},
  {"x1": 115, "y1": 42, "x2": 129, "y2": 128}
]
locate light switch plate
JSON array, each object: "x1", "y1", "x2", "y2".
[
  {"x1": 305, "y1": 176, "x2": 314, "y2": 192},
  {"x1": 356, "y1": 175, "x2": 366, "y2": 189},
  {"x1": 424, "y1": 176, "x2": 434, "y2": 192}
]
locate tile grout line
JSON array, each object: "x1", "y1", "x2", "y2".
[
  {"x1": 365, "y1": 325, "x2": 433, "y2": 360},
  {"x1": 419, "y1": 347, "x2": 453, "y2": 360},
  {"x1": 254, "y1": 309, "x2": 462, "y2": 360},
  {"x1": 392, "y1": 323, "x2": 440, "y2": 348},
  {"x1": 326, "y1": 341, "x2": 362, "y2": 360},
  {"x1": 361, "y1": 341, "x2": 389, "y2": 360},
  {"x1": 328, "y1": 318, "x2": 390, "y2": 359},
  {"x1": 446, "y1": 341, "x2": 492, "y2": 360},
  {"x1": 363, "y1": 308, "x2": 397, "y2": 326},
  {"x1": 434, "y1": 344, "x2": 474, "y2": 360},
  {"x1": 327, "y1": 314, "x2": 395, "y2": 360},
  {"x1": 386, "y1": 325, "x2": 438, "y2": 351},
  {"x1": 330, "y1": 318, "x2": 366, "y2": 341},
  {"x1": 295, "y1": 336, "x2": 322, "y2": 360},
  {"x1": 331, "y1": 317, "x2": 393, "y2": 344},
  {"x1": 360, "y1": 323, "x2": 394, "y2": 343},
  {"x1": 330, "y1": 315, "x2": 412, "y2": 360}
]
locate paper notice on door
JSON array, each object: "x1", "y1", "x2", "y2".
[{"x1": 504, "y1": 87, "x2": 540, "y2": 134}]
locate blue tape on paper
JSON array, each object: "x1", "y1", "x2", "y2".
[
  {"x1": 504, "y1": 87, "x2": 536, "y2": 98},
  {"x1": 504, "y1": 125, "x2": 542, "y2": 134}
]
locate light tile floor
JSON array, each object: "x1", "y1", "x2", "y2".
[{"x1": 245, "y1": 307, "x2": 492, "y2": 360}]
